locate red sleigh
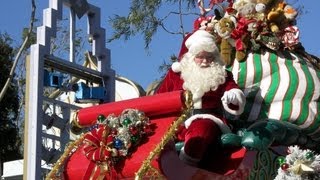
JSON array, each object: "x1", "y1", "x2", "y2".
[{"x1": 47, "y1": 90, "x2": 252, "y2": 179}]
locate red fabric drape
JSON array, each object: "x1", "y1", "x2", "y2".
[
  {"x1": 65, "y1": 116, "x2": 177, "y2": 179},
  {"x1": 77, "y1": 90, "x2": 184, "y2": 127}
]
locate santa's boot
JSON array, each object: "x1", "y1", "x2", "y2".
[
  {"x1": 179, "y1": 146, "x2": 201, "y2": 167},
  {"x1": 179, "y1": 119, "x2": 221, "y2": 167}
]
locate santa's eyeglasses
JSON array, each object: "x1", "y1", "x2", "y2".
[{"x1": 195, "y1": 55, "x2": 215, "y2": 61}]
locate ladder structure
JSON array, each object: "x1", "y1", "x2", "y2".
[{"x1": 24, "y1": 0, "x2": 115, "y2": 179}]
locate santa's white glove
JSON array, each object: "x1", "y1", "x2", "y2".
[
  {"x1": 221, "y1": 90, "x2": 238, "y2": 105},
  {"x1": 221, "y1": 89, "x2": 246, "y2": 115}
]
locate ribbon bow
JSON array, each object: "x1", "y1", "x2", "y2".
[
  {"x1": 84, "y1": 125, "x2": 114, "y2": 163},
  {"x1": 83, "y1": 125, "x2": 116, "y2": 179}
]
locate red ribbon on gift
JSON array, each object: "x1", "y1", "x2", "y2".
[
  {"x1": 84, "y1": 125, "x2": 114, "y2": 162},
  {"x1": 83, "y1": 125, "x2": 116, "y2": 179}
]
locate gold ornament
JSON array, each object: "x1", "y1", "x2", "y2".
[{"x1": 289, "y1": 160, "x2": 314, "y2": 175}]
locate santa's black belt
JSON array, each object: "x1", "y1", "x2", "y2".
[{"x1": 191, "y1": 108, "x2": 222, "y2": 116}]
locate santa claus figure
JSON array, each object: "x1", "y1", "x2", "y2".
[{"x1": 157, "y1": 30, "x2": 246, "y2": 168}]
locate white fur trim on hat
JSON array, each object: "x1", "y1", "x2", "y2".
[
  {"x1": 185, "y1": 30, "x2": 218, "y2": 55},
  {"x1": 171, "y1": 61, "x2": 181, "y2": 73},
  {"x1": 184, "y1": 114, "x2": 231, "y2": 133}
]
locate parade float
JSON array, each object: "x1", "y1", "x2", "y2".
[{"x1": 45, "y1": 0, "x2": 320, "y2": 179}]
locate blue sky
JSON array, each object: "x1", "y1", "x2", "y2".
[{"x1": 1, "y1": 0, "x2": 319, "y2": 89}]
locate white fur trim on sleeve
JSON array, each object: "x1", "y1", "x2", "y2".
[
  {"x1": 222, "y1": 88, "x2": 246, "y2": 115},
  {"x1": 184, "y1": 114, "x2": 231, "y2": 133}
]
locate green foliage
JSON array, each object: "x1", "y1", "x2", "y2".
[
  {"x1": 108, "y1": 0, "x2": 161, "y2": 48},
  {"x1": 0, "y1": 33, "x2": 22, "y2": 162},
  {"x1": 108, "y1": 0, "x2": 197, "y2": 48},
  {"x1": 22, "y1": 27, "x2": 37, "y2": 49}
]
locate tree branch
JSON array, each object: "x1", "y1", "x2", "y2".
[
  {"x1": 158, "y1": 9, "x2": 199, "y2": 37},
  {"x1": 0, "y1": 0, "x2": 36, "y2": 102}
]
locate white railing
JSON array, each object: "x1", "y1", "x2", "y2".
[{"x1": 24, "y1": 0, "x2": 115, "y2": 179}]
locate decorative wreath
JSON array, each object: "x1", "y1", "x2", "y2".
[{"x1": 83, "y1": 109, "x2": 153, "y2": 168}]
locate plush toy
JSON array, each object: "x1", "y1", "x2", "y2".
[
  {"x1": 255, "y1": 0, "x2": 282, "y2": 14},
  {"x1": 229, "y1": 16, "x2": 257, "y2": 62},
  {"x1": 267, "y1": 2, "x2": 298, "y2": 33},
  {"x1": 213, "y1": 15, "x2": 237, "y2": 65},
  {"x1": 249, "y1": 19, "x2": 281, "y2": 51},
  {"x1": 231, "y1": 0, "x2": 260, "y2": 62},
  {"x1": 193, "y1": 16, "x2": 216, "y2": 33},
  {"x1": 233, "y1": 0, "x2": 257, "y2": 18}
]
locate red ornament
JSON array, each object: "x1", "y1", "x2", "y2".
[
  {"x1": 111, "y1": 129, "x2": 118, "y2": 136},
  {"x1": 143, "y1": 124, "x2": 152, "y2": 134},
  {"x1": 281, "y1": 163, "x2": 289, "y2": 171},
  {"x1": 129, "y1": 126, "x2": 138, "y2": 135}
]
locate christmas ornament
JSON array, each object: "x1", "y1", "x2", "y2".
[
  {"x1": 67, "y1": 108, "x2": 154, "y2": 179},
  {"x1": 274, "y1": 145, "x2": 320, "y2": 180}
]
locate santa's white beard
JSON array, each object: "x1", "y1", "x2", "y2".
[{"x1": 180, "y1": 55, "x2": 226, "y2": 102}]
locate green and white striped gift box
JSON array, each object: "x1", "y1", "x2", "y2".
[{"x1": 230, "y1": 49, "x2": 320, "y2": 141}]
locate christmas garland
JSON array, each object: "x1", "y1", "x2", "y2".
[
  {"x1": 84, "y1": 109, "x2": 153, "y2": 165},
  {"x1": 275, "y1": 145, "x2": 320, "y2": 180},
  {"x1": 46, "y1": 109, "x2": 153, "y2": 179}
]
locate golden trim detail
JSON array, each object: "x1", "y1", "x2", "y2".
[{"x1": 134, "y1": 91, "x2": 193, "y2": 179}]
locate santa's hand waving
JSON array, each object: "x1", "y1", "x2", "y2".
[
  {"x1": 221, "y1": 88, "x2": 246, "y2": 115},
  {"x1": 222, "y1": 90, "x2": 238, "y2": 104}
]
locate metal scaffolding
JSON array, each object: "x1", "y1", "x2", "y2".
[{"x1": 24, "y1": 0, "x2": 115, "y2": 179}]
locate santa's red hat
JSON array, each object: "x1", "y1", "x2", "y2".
[
  {"x1": 178, "y1": 16, "x2": 216, "y2": 61},
  {"x1": 172, "y1": 30, "x2": 218, "y2": 73}
]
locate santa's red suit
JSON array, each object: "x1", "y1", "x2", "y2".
[
  {"x1": 156, "y1": 30, "x2": 245, "y2": 173},
  {"x1": 157, "y1": 69, "x2": 243, "y2": 157}
]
